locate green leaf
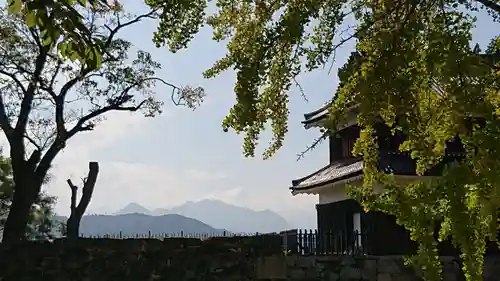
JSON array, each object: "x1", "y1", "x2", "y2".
[
  {"x1": 42, "y1": 35, "x2": 53, "y2": 47},
  {"x1": 7, "y1": 0, "x2": 22, "y2": 14},
  {"x1": 25, "y1": 10, "x2": 36, "y2": 28}
]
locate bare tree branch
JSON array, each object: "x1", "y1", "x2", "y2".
[
  {"x1": 0, "y1": 69, "x2": 27, "y2": 94},
  {"x1": 48, "y1": 56, "x2": 63, "y2": 89},
  {"x1": 66, "y1": 77, "x2": 180, "y2": 138},
  {"x1": 103, "y1": 10, "x2": 157, "y2": 49},
  {"x1": 296, "y1": 131, "x2": 328, "y2": 161},
  {"x1": 14, "y1": 46, "x2": 48, "y2": 134},
  {"x1": 52, "y1": 10, "x2": 161, "y2": 142},
  {"x1": 293, "y1": 77, "x2": 308, "y2": 102},
  {"x1": 23, "y1": 134, "x2": 42, "y2": 152},
  {"x1": 475, "y1": 0, "x2": 500, "y2": 13},
  {"x1": 0, "y1": 93, "x2": 13, "y2": 137}
]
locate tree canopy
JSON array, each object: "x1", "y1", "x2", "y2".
[
  {"x1": 8, "y1": 0, "x2": 109, "y2": 68},
  {"x1": 8, "y1": 0, "x2": 208, "y2": 69},
  {"x1": 199, "y1": 1, "x2": 500, "y2": 281}
]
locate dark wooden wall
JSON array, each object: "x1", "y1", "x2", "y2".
[
  {"x1": 329, "y1": 122, "x2": 465, "y2": 169},
  {"x1": 329, "y1": 125, "x2": 361, "y2": 162},
  {"x1": 316, "y1": 199, "x2": 463, "y2": 256},
  {"x1": 316, "y1": 199, "x2": 361, "y2": 252}
]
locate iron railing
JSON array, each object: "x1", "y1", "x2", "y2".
[{"x1": 280, "y1": 229, "x2": 367, "y2": 256}]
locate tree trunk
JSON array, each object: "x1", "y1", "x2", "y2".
[
  {"x1": 66, "y1": 162, "x2": 99, "y2": 240},
  {"x1": 66, "y1": 215, "x2": 80, "y2": 239},
  {"x1": 2, "y1": 181, "x2": 37, "y2": 243}
]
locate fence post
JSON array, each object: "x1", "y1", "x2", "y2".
[
  {"x1": 314, "y1": 229, "x2": 318, "y2": 255},
  {"x1": 304, "y1": 229, "x2": 310, "y2": 255},
  {"x1": 325, "y1": 230, "x2": 331, "y2": 255},
  {"x1": 298, "y1": 229, "x2": 303, "y2": 255}
]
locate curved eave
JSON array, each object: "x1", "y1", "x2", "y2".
[
  {"x1": 290, "y1": 159, "x2": 364, "y2": 193},
  {"x1": 302, "y1": 114, "x2": 328, "y2": 129},
  {"x1": 301, "y1": 104, "x2": 360, "y2": 130},
  {"x1": 290, "y1": 172, "x2": 363, "y2": 195},
  {"x1": 303, "y1": 103, "x2": 332, "y2": 120},
  {"x1": 291, "y1": 175, "x2": 364, "y2": 195}
]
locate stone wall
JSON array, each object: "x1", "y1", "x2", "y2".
[
  {"x1": 2, "y1": 237, "x2": 500, "y2": 281},
  {"x1": 0, "y1": 235, "x2": 282, "y2": 281},
  {"x1": 270, "y1": 255, "x2": 500, "y2": 281}
]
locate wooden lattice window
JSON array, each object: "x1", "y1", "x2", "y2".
[{"x1": 342, "y1": 137, "x2": 356, "y2": 158}]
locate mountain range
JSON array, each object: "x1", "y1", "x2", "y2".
[
  {"x1": 115, "y1": 199, "x2": 291, "y2": 233},
  {"x1": 47, "y1": 200, "x2": 297, "y2": 238},
  {"x1": 53, "y1": 213, "x2": 226, "y2": 237}
]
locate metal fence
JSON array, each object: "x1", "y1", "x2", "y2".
[
  {"x1": 41, "y1": 229, "x2": 369, "y2": 256},
  {"x1": 78, "y1": 231, "x2": 269, "y2": 239},
  {"x1": 280, "y1": 229, "x2": 367, "y2": 256}
]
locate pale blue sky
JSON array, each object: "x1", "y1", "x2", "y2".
[{"x1": 24, "y1": 1, "x2": 500, "y2": 228}]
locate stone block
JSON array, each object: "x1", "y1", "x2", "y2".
[
  {"x1": 378, "y1": 257, "x2": 402, "y2": 274},
  {"x1": 391, "y1": 273, "x2": 420, "y2": 281},
  {"x1": 328, "y1": 272, "x2": 340, "y2": 281},
  {"x1": 304, "y1": 266, "x2": 321, "y2": 279},
  {"x1": 339, "y1": 266, "x2": 361, "y2": 281},
  {"x1": 296, "y1": 256, "x2": 316, "y2": 268},
  {"x1": 361, "y1": 259, "x2": 377, "y2": 280},
  {"x1": 484, "y1": 259, "x2": 500, "y2": 281},
  {"x1": 256, "y1": 255, "x2": 286, "y2": 279},
  {"x1": 443, "y1": 272, "x2": 459, "y2": 281},
  {"x1": 287, "y1": 268, "x2": 307, "y2": 280},
  {"x1": 286, "y1": 255, "x2": 300, "y2": 267},
  {"x1": 340, "y1": 256, "x2": 356, "y2": 266},
  {"x1": 377, "y1": 273, "x2": 392, "y2": 281}
]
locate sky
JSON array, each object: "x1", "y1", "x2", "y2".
[{"x1": 2, "y1": 1, "x2": 499, "y2": 229}]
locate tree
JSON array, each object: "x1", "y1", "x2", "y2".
[
  {"x1": 0, "y1": 5, "x2": 205, "y2": 243},
  {"x1": 66, "y1": 161, "x2": 99, "y2": 239},
  {"x1": 190, "y1": 1, "x2": 500, "y2": 281},
  {"x1": 0, "y1": 154, "x2": 58, "y2": 240}
]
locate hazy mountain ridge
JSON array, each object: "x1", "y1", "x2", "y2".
[
  {"x1": 53, "y1": 213, "x2": 226, "y2": 237},
  {"x1": 115, "y1": 203, "x2": 151, "y2": 215},
  {"x1": 116, "y1": 199, "x2": 292, "y2": 233}
]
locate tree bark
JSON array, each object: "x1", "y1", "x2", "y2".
[
  {"x1": 1, "y1": 178, "x2": 37, "y2": 243},
  {"x1": 66, "y1": 216, "x2": 79, "y2": 239},
  {"x1": 66, "y1": 162, "x2": 99, "y2": 239}
]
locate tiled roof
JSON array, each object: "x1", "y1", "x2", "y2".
[
  {"x1": 301, "y1": 100, "x2": 359, "y2": 128},
  {"x1": 290, "y1": 152, "x2": 466, "y2": 191},
  {"x1": 291, "y1": 158, "x2": 363, "y2": 190},
  {"x1": 302, "y1": 104, "x2": 330, "y2": 126}
]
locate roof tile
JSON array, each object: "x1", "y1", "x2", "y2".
[{"x1": 291, "y1": 158, "x2": 363, "y2": 189}]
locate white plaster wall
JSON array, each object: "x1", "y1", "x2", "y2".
[
  {"x1": 316, "y1": 176, "x2": 430, "y2": 206},
  {"x1": 318, "y1": 185, "x2": 349, "y2": 204},
  {"x1": 318, "y1": 180, "x2": 364, "y2": 205}
]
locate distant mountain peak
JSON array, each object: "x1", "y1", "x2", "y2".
[
  {"x1": 115, "y1": 203, "x2": 151, "y2": 215},
  {"x1": 152, "y1": 199, "x2": 291, "y2": 233}
]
